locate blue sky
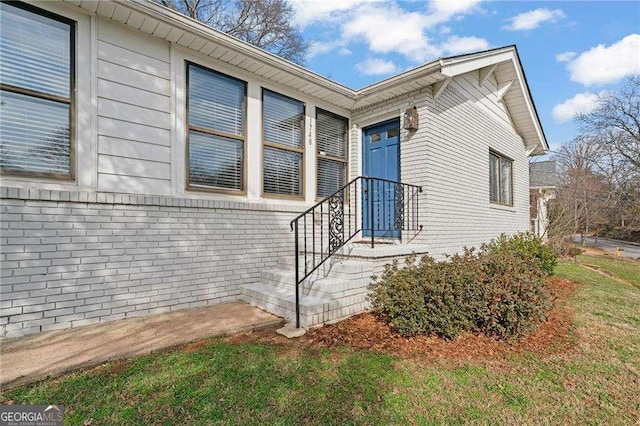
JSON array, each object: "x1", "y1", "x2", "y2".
[{"x1": 290, "y1": 0, "x2": 640, "y2": 154}]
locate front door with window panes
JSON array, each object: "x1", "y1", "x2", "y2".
[{"x1": 362, "y1": 119, "x2": 401, "y2": 238}]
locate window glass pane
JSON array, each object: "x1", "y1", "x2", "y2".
[
  {"x1": 489, "y1": 153, "x2": 500, "y2": 203},
  {"x1": 0, "y1": 90, "x2": 70, "y2": 174},
  {"x1": 316, "y1": 110, "x2": 347, "y2": 159},
  {"x1": 0, "y1": 2, "x2": 71, "y2": 97},
  {"x1": 263, "y1": 91, "x2": 303, "y2": 148},
  {"x1": 264, "y1": 146, "x2": 302, "y2": 196},
  {"x1": 317, "y1": 158, "x2": 346, "y2": 198},
  {"x1": 188, "y1": 65, "x2": 245, "y2": 136},
  {"x1": 189, "y1": 131, "x2": 243, "y2": 190},
  {"x1": 501, "y1": 158, "x2": 512, "y2": 205}
]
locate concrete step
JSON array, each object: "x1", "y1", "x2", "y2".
[
  {"x1": 239, "y1": 282, "x2": 340, "y2": 328},
  {"x1": 259, "y1": 268, "x2": 363, "y2": 298},
  {"x1": 276, "y1": 257, "x2": 372, "y2": 279}
]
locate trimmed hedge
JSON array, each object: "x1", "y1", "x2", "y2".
[{"x1": 370, "y1": 233, "x2": 555, "y2": 339}]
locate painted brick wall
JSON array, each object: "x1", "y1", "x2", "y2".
[
  {"x1": 0, "y1": 187, "x2": 300, "y2": 338},
  {"x1": 352, "y1": 77, "x2": 530, "y2": 256}
]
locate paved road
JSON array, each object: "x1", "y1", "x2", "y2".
[{"x1": 571, "y1": 235, "x2": 640, "y2": 259}]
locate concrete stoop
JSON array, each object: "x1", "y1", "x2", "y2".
[
  {"x1": 240, "y1": 256, "x2": 372, "y2": 329},
  {"x1": 240, "y1": 243, "x2": 431, "y2": 329}
]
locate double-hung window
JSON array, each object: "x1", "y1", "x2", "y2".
[
  {"x1": 489, "y1": 150, "x2": 513, "y2": 206},
  {"x1": 316, "y1": 109, "x2": 348, "y2": 199},
  {"x1": 187, "y1": 63, "x2": 246, "y2": 192},
  {"x1": 262, "y1": 89, "x2": 304, "y2": 198},
  {"x1": 0, "y1": 2, "x2": 75, "y2": 178}
]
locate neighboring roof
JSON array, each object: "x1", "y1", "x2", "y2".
[
  {"x1": 530, "y1": 160, "x2": 557, "y2": 188},
  {"x1": 62, "y1": 0, "x2": 549, "y2": 154}
]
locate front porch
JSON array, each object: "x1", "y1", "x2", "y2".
[{"x1": 240, "y1": 175, "x2": 427, "y2": 329}]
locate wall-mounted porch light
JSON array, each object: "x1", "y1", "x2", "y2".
[{"x1": 404, "y1": 106, "x2": 419, "y2": 131}]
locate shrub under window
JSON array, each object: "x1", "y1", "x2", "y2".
[{"x1": 370, "y1": 233, "x2": 555, "y2": 339}]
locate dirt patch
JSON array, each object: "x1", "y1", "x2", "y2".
[
  {"x1": 229, "y1": 277, "x2": 581, "y2": 362},
  {"x1": 103, "y1": 359, "x2": 134, "y2": 376},
  {"x1": 180, "y1": 340, "x2": 209, "y2": 353}
]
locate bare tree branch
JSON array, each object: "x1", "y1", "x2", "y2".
[{"x1": 156, "y1": 0, "x2": 310, "y2": 64}]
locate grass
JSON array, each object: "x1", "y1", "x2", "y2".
[
  {"x1": 574, "y1": 252, "x2": 640, "y2": 288},
  {"x1": 2, "y1": 254, "x2": 639, "y2": 424}
]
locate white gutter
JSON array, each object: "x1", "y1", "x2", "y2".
[{"x1": 123, "y1": 0, "x2": 356, "y2": 100}]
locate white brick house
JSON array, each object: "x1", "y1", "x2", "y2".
[{"x1": 0, "y1": 0, "x2": 548, "y2": 337}]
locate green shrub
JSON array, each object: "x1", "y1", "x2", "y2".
[
  {"x1": 370, "y1": 233, "x2": 554, "y2": 339},
  {"x1": 479, "y1": 246, "x2": 551, "y2": 338},
  {"x1": 484, "y1": 233, "x2": 557, "y2": 276}
]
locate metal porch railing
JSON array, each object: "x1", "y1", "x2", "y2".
[{"x1": 289, "y1": 176, "x2": 423, "y2": 327}]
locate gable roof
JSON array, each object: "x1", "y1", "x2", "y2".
[
  {"x1": 62, "y1": 0, "x2": 548, "y2": 154},
  {"x1": 530, "y1": 160, "x2": 557, "y2": 188}
]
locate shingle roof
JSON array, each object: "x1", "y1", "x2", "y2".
[{"x1": 530, "y1": 160, "x2": 557, "y2": 188}]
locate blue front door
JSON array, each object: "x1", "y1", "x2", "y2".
[{"x1": 363, "y1": 119, "x2": 401, "y2": 238}]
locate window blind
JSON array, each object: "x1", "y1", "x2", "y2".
[
  {"x1": 263, "y1": 90, "x2": 303, "y2": 148},
  {"x1": 489, "y1": 153, "x2": 500, "y2": 203},
  {"x1": 489, "y1": 151, "x2": 513, "y2": 205},
  {"x1": 501, "y1": 158, "x2": 512, "y2": 205},
  {"x1": 189, "y1": 131, "x2": 243, "y2": 190},
  {"x1": 316, "y1": 110, "x2": 347, "y2": 158},
  {"x1": 263, "y1": 90, "x2": 304, "y2": 197},
  {"x1": 0, "y1": 2, "x2": 73, "y2": 176},
  {"x1": 0, "y1": 3, "x2": 71, "y2": 97},
  {"x1": 188, "y1": 65, "x2": 244, "y2": 136},
  {"x1": 187, "y1": 63, "x2": 246, "y2": 192},
  {"x1": 316, "y1": 109, "x2": 348, "y2": 198},
  {"x1": 263, "y1": 146, "x2": 302, "y2": 196},
  {"x1": 317, "y1": 158, "x2": 346, "y2": 198}
]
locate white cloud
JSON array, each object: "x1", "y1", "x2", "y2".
[
  {"x1": 342, "y1": 3, "x2": 488, "y2": 62},
  {"x1": 563, "y1": 34, "x2": 640, "y2": 86},
  {"x1": 440, "y1": 36, "x2": 489, "y2": 55},
  {"x1": 425, "y1": 0, "x2": 484, "y2": 26},
  {"x1": 504, "y1": 8, "x2": 565, "y2": 31},
  {"x1": 298, "y1": 0, "x2": 488, "y2": 62},
  {"x1": 290, "y1": 0, "x2": 380, "y2": 27},
  {"x1": 552, "y1": 92, "x2": 602, "y2": 124},
  {"x1": 343, "y1": 4, "x2": 439, "y2": 61},
  {"x1": 355, "y1": 58, "x2": 398, "y2": 76},
  {"x1": 338, "y1": 48, "x2": 353, "y2": 56},
  {"x1": 308, "y1": 40, "x2": 345, "y2": 58},
  {"x1": 556, "y1": 51, "x2": 576, "y2": 63}
]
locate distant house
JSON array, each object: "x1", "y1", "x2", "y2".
[
  {"x1": 0, "y1": 0, "x2": 548, "y2": 336},
  {"x1": 530, "y1": 160, "x2": 557, "y2": 240}
]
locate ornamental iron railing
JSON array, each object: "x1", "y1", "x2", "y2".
[{"x1": 289, "y1": 176, "x2": 423, "y2": 327}]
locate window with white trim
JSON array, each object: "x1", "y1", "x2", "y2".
[
  {"x1": 0, "y1": 1, "x2": 74, "y2": 178},
  {"x1": 187, "y1": 62, "x2": 246, "y2": 192},
  {"x1": 316, "y1": 109, "x2": 348, "y2": 198},
  {"x1": 262, "y1": 89, "x2": 304, "y2": 198},
  {"x1": 489, "y1": 150, "x2": 513, "y2": 205}
]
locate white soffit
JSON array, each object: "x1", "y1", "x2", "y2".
[{"x1": 63, "y1": 0, "x2": 547, "y2": 153}]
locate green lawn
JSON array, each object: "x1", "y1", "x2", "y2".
[{"x1": 2, "y1": 255, "x2": 639, "y2": 424}]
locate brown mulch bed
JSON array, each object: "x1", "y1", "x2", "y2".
[{"x1": 229, "y1": 277, "x2": 581, "y2": 361}]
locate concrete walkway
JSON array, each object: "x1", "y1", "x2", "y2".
[{"x1": 0, "y1": 302, "x2": 282, "y2": 389}]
